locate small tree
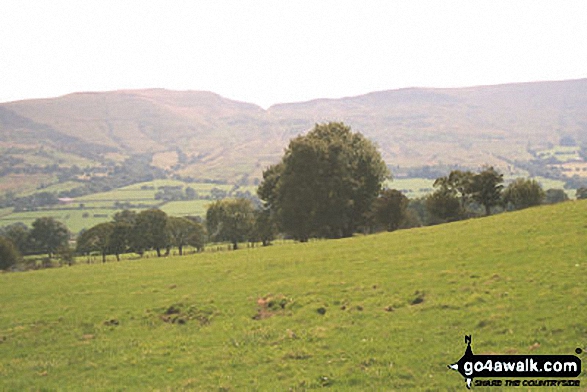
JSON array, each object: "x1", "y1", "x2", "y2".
[
  {"x1": 133, "y1": 209, "x2": 169, "y2": 257},
  {"x1": 109, "y1": 221, "x2": 133, "y2": 261},
  {"x1": 371, "y1": 189, "x2": 409, "y2": 231},
  {"x1": 76, "y1": 222, "x2": 114, "y2": 263},
  {"x1": 250, "y1": 209, "x2": 277, "y2": 246},
  {"x1": 425, "y1": 187, "x2": 461, "y2": 223},
  {"x1": 0, "y1": 236, "x2": 21, "y2": 270},
  {"x1": 206, "y1": 198, "x2": 255, "y2": 250},
  {"x1": 1, "y1": 223, "x2": 31, "y2": 255},
  {"x1": 469, "y1": 166, "x2": 504, "y2": 215},
  {"x1": 30, "y1": 217, "x2": 70, "y2": 258},
  {"x1": 433, "y1": 170, "x2": 474, "y2": 209},
  {"x1": 502, "y1": 178, "x2": 545, "y2": 210},
  {"x1": 544, "y1": 188, "x2": 569, "y2": 204},
  {"x1": 167, "y1": 216, "x2": 206, "y2": 255}
]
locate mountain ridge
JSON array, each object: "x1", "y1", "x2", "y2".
[{"x1": 1, "y1": 79, "x2": 586, "y2": 184}]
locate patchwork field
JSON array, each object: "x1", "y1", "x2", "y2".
[
  {"x1": 0, "y1": 180, "x2": 236, "y2": 234},
  {"x1": 0, "y1": 200, "x2": 585, "y2": 390}
]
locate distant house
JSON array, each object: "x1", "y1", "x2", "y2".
[{"x1": 58, "y1": 197, "x2": 75, "y2": 205}]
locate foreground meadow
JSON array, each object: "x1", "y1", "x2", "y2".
[{"x1": 0, "y1": 201, "x2": 586, "y2": 390}]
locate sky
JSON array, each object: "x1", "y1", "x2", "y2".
[{"x1": 1, "y1": 1, "x2": 586, "y2": 108}]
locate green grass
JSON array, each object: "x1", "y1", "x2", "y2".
[
  {"x1": 386, "y1": 178, "x2": 434, "y2": 198},
  {"x1": 0, "y1": 201, "x2": 585, "y2": 390},
  {"x1": 159, "y1": 200, "x2": 210, "y2": 217}
]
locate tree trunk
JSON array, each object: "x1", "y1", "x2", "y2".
[
  {"x1": 156, "y1": 247, "x2": 161, "y2": 257},
  {"x1": 178, "y1": 245, "x2": 183, "y2": 256},
  {"x1": 232, "y1": 241, "x2": 238, "y2": 250},
  {"x1": 115, "y1": 253, "x2": 120, "y2": 262},
  {"x1": 102, "y1": 252, "x2": 106, "y2": 263}
]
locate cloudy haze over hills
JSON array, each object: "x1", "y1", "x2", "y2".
[{"x1": 1, "y1": 1, "x2": 586, "y2": 108}]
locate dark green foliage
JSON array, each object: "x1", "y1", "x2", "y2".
[
  {"x1": 425, "y1": 187, "x2": 462, "y2": 223},
  {"x1": 433, "y1": 170, "x2": 474, "y2": 209},
  {"x1": 258, "y1": 122, "x2": 389, "y2": 241},
  {"x1": 29, "y1": 217, "x2": 70, "y2": 258},
  {"x1": 469, "y1": 166, "x2": 504, "y2": 215},
  {"x1": 1, "y1": 223, "x2": 31, "y2": 255},
  {"x1": 250, "y1": 209, "x2": 277, "y2": 246},
  {"x1": 109, "y1": 222, "x2": 133, "y2": 261},
  {"x1": 0, "y1": 236, "x2": 21, "y2": 270},
  {"x1": 502, "y1": 178, "x2": 545, "y2": 210},
  {"x1": 76, "y1": 222, "x2": 115, "y2": 263},
  {"x1": 133, "y1": 209, "x2": 169, "y2": 257},
  {"x1": 206, "y1": 198, "x2": 255, "y2": 250},
  {"x1": 371, "y1": 189, "x2": 409, "y2": 231},
  {"x1": 544, "y1": 188, "x2": 569, "y2": 204},
  {"x1": 167, "y1": 216, "x2": 206, "y2": 255}
]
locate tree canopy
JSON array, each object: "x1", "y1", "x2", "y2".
[
  {"x1": 502, "y1": 178, "x2": 545, "y2": 210},
  {"x1": 258, "y1": 122, "x2": 389, "y2": 241},
  {"x1": 0, "y1": 236, "x2": 21, "y2": 270},
  {"x1": 29, "y1": 217, "x2": 70, "y2": 258},
  {"x1": 206, "y1": 198, "x2": 255, "y2": 250}
]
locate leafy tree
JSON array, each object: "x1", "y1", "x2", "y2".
[
  {"x1": 250, "y1": 209, "x2": 278, "y2": 246},
  {"x1": 30, "y1": 217, "x2": 70, "y2": 258},
  {"x1": 0, "y1": 236, "x2": 21, "y2": 270},
  {"x1": 258, "y1": 122, "x2": 389, "y2": 241},
  {"x1": 371, "y1": 189, "x2": 409, "y2": 231},
  {"x1": 167, "y1": 216, "x2": 206, "y2": 255},
  {"x1": 576, "y1": 187, "x2": 587, "y2": 200},
  {"x1": 469, "y1": 166, "x2": 504, "y2": 215},
  {"x1": 109, "y1": 221, "x2": 133, "y2": 261},
  {"x1": 544, "y1": 188, "x2": 569, "y2": 204},
  {"x1": 1, "y1": 223, "x2": 31, "y2": 255},
  {"x1": 434, "y1": 170, "x2": 474, "y2": 209},
  {"x1": 425, "y1": 187, "x2": 462, "y2": 223},
  {"x1": 76, "y1": 222, "x2": 114, "y2": 263},
  {"x1": 133, "y1": 209, "x2": 169, "y2": 257},
  {"x1": 502, "y1": 178, "x2": 545, "y2": 210},
  {"x1": 206, "y1": 198, "x2": 255, "y2": 250}
]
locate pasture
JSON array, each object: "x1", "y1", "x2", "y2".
[{"x1": 0, "y1": 200, "x2": 585, "y2": 390}]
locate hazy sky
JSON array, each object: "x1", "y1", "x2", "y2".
[{"x1": 1, "y1": 1, "x2": 586, "y2": 108}]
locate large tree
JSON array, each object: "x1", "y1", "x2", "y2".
[
  {"x1": 29, "y1": 217, "x2": 70, "y2": 258},
  {"x1": 206, "y1": 198, "x2": 255, "y2": 250},
  {"x1": 258, "y1": 122, "x2": 389, "y2": 241}
]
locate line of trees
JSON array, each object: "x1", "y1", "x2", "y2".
[
  {"x1": 2, "y1": 121, "x2": 584, "y2": 271},
  {"x1": 76, "y1": 210, "x2": 206, "y2": 262}
]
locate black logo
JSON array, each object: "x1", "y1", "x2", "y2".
[{"x1": 448, "y1": 335, "x2": 582, "y2": 389}]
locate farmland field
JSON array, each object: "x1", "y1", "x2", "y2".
[
  {"x1": 0, "y1": 200, "x2": 585, "y2": 390},
  {"x1": 0, "y1": 180, "x2": 242, "y2": 234}
]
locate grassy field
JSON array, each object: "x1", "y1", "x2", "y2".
[
  {"x1": 0, "y1": 180, "x2": 236, "y2": 234},
  {"x1": 0, "y1": 201, "x2": 585, "y2": 390}
]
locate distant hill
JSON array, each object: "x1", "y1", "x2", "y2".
[{"x1": 1, "y1": 79, "x2": 587, "y2": 185}]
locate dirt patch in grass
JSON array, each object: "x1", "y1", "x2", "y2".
[
  {"x1": 156, "y1": 303, "x2": 216, "y2": 325},
  {"x1": 253, "y1": 294, "x2": 292, "y2": 320}
]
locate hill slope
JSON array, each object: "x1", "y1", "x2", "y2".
[
  {"x1": 1, "y1": 79, "x2": 587, "y2": 184},
  {"x1": 0, "y1": 201, "x2": 585, "y2": 390}
]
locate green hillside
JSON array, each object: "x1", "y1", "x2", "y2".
[{"x1": 0, "y1": 201, "x2": 585, "y2": 390}]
